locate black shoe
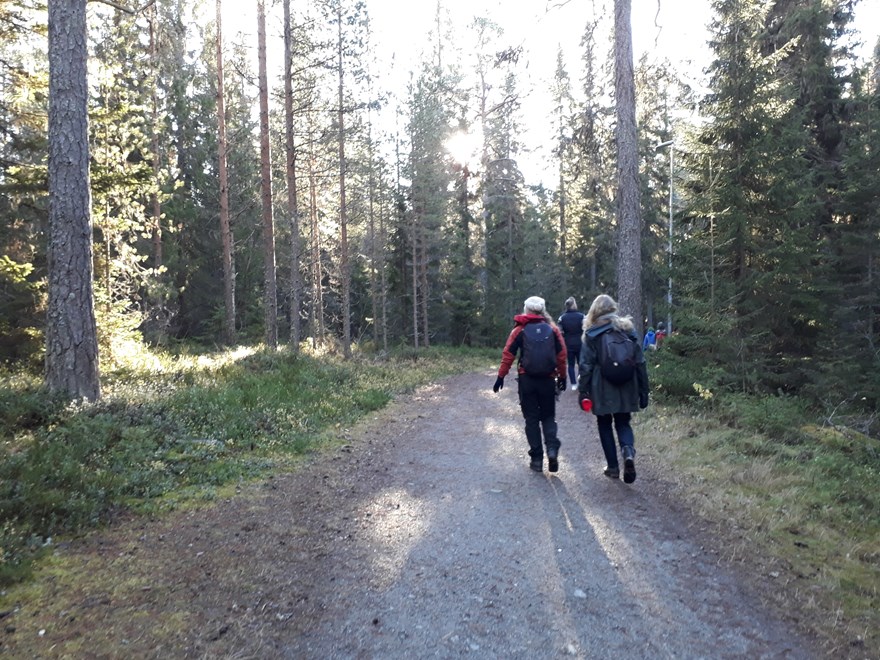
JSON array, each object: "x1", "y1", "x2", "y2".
[
  {"x1": 603, "y1": 466, "x2": 620, "y2": 479},
  {"x1": 530, "y1": 459, "x2": 543, "y2": 472},
  {"x1": 622, "y1": 447, "x2": 636, "y2": 484},
  {"x1": 547, "y1": 448, "x2": 559, "y2": 473}
]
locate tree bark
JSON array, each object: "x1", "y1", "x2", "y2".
[
  {"x1": 336, "y1": 5, "x2": 351, "y2": 358},
  {"x1": 216, "y1": 0, "x2": 236, "y2": 344},
  {"x1": 378, "y1": 192, "x2": 388, "y2": 353},
  {"x1": 614, "y1": 0, "x2": 643, "y2": 332},
  {"x1": 257, "y1": 0, "x2": 278, "y2": 349},
  {"x1": 283, "y1": 0, "x2": 302, "y2": 351},
  {"x1": 411, "y1": 206, "x2": 419, "y2": 349},
  {"x1": 149, "y1": 4, "x2": 162, "y2": 269},
  {"x1": 307, "y1": 113, "x2": 325, "y2": 346},
  {"x1": 368, "y1": 133, "x2": 378, "y2": 346},
  {"x1": 46, "y1": 0, "x2": 101, "y2": 401}
]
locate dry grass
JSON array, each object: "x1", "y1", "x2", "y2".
[{"x1": 636, "y1": 406, "x2": 879, "y2": 658}]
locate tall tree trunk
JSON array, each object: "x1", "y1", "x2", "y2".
[
  {"x1": 411, "y1": 210, "x2": 419, "y2": 349},
  {"x1": 368, "y1": 135, "x2": 378, "y2": 345},
  {"x1": 149, "y1": 4, "x2": 162, "y2": 269},
  {"x1": 336, "y1": 6, "x2": 351, "y2": 358},
  {"x1": 477, "y1": 66, "x2": 489, "y2": 314},
  {"x1": 46, "y1": 0, "x2": 100, "y2": 400},
  {"x1": 613, "y1": 0, "x2": 642, "y2": 332},
  {"x1": 378, "y1": 192, "x2": 388, "y2": 352},
  {"x1": 283, "y1": 0, "x2": 302, "y2": 351},
  {"x1": 559, "y1": 162, "x2": 566, "y2": 275},
  {"x1": 420, "y1": 233, "x2": 430, "y2": 347},
  {"x1": 257, "y1": 0, "x2": 277, "y2": 349},
  {"x1": 216, "y1": 0, "x2": 236, "y2": 345},
  {"x1": 307, "y1": 115, "x2": 325, "y2": 346}
]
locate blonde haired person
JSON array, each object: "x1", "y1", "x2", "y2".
[
  {"x1": 577, "y1": 294, "x2": 650, "y2": 483},
  {"x1": 493, "y1": 296, "x2": 567, "y2": 473}
]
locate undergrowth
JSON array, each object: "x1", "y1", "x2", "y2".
[
  {"x1": 641, "y1": 346, "x2": 880, "y2": 656},
  {"x1": 0, "y1": 344, "x2": 496, "y2": 586}
]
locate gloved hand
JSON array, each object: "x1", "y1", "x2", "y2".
[
  {"x1": 639, "y1": 392, "x2": 649, "y2": 409},
  {"x1": 493, "y1": 376, "x2": 504, "y2": 393},
  {"x1": 556, "y1": 376, "x2": 566, "y2": 393},
  {"x1": 578, "y1": 390, "x2": 588, "y2": 406}
]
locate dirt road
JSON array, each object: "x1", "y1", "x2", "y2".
[{"x1": 4, "y1": 371, "x2": 816, "y2": 658}]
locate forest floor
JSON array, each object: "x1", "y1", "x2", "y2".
[{"x1": 1, "y1": 371, "x2": 844, "y2": 658}]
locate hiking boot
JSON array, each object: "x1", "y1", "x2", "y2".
[
  {"x1": 547, "y1": 448, "x2": 559, "y2": 473},
  {"x1": 622, "y1": 446, "x2": 636, "y2": 484},
  {"x1": 530, "y1": 459, "x2": 543, "y2": 472},
  {"x1": 603, "y1": 466, "x2": 620, "y2": 479}
]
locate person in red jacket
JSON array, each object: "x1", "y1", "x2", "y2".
[{"x1": 492, "y1": 296, "x2": 568, "y2": 473}]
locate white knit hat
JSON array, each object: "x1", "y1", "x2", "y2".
[{"x1": 523, "y1": 296, "x2": 546, "y2": 314}]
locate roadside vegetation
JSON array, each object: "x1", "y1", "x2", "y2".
[
  {"x1": 642, "y1": 339, "x2": 879, "y2": 656},
  {"x1": 1, "y1": 341, "x2": 877, "y2": 656},
  {"x1": 0, "y1": 344, "x2": 496, "y2": 586}
]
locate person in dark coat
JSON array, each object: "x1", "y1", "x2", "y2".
[
  {"x1": 577, "y1": 294, "x2": 649, "y2": 483},
  {"x1": 493, "y1": 296, "x2": 568, "y2": 473},
  {"x1": 557, "y1": 296, "x2": 585, "y2": 390}
]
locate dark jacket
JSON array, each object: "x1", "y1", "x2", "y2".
[
  {"x1": 557, "y1": 310, "x2": 586, "y2": 353},
  {"x1": 497, "y1": 314, "x2": 567, "y2": 379},
  {"x1": 577, "y1": 314, "x2": 649, "y2": 415}
]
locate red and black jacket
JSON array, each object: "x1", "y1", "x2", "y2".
[{"x1": 497, "y1": 314, "x2": 567, "y2": 379}]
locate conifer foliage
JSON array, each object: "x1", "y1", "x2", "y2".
[{"x1": 0, "y1": 0, "x2": 877, "y2": 419}]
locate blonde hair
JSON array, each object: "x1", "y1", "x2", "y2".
[
  {"x1": 564, "y1": 296, "x2": 577, "y2": 311},
  {"x1": 583, "y1": 294, "x2": 633, "y2": 332}
]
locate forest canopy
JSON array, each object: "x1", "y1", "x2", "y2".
[{"x1": 0, "y1": 0, "x2": 878, "y2": 427}]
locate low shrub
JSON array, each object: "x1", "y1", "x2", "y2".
[{"x1": 0, "y1": 344, "x2": 495, "y2": 585}]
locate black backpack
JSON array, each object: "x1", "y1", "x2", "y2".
[
  {"x1": 519, "y1": 322, "x2": 558, "y2": 376},
  {"x1": 598, "y1": 328, "x2": 637, "y2": 385}
]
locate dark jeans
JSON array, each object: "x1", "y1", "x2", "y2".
[
  {"x1": 566, "y1": 346, "x2": 580, "y2": 385},
  {"x1": 596, "y1": 412, "x2": 635, "y2": 470},
  {"x1": 517, "y1": 374, "x2": 560, "y2": 459}
]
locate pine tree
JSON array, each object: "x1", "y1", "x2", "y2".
[
  {"x1": 89, "y1": 6, "x2": 160, "y2": 364},
  {"x1": 257, "y1": 0, "x2": 278, "y2": 349},
  {"x1": 46, "y1": 0, "x2": 100, "y2": 399},
  {"x1": 0, "y1": 0, "x2": 48, "y2": 365},
  {"x1": 569, "y1": 15, "x2": 615, "y2": 302},
  {"x1": 613, "y1": 0, "x2": 643, "y2": 331},
  {"x1": 829, "y1": 57, "x2": 880, "y2": 406},
  {"x1": 215, "y1": 0, "x2": 236, "y2": 345},
  {"x1": 681, "y1": 0, "x2": 820, "y2": 392}
]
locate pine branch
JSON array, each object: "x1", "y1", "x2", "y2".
[{"x1": 87, "y1": 0, "x2": 156, "y2": 15}]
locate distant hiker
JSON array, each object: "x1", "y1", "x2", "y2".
[
  {"x1": 493, "y1": 296, "x2": 567, "y2": 473},
  {"x1": 578, "y1": 294, "x2": 650, "y2": 484},
  {"x1": 557, "y1": 296, "x2": 586, "y2": 390},
  {"x1": 643, "y1": 326, "x2": 657, "y2": 351},
  {"x1": 655, "y1": 321, "x2": 667, "y2": 346}
]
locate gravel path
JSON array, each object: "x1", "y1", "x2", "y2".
[{"x1": 5, "y1": 371, "x2": 816, "y2": 658}]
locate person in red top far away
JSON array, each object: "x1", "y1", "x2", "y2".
[
  {"x1": 492, "y1": 296, "x2": 567, "y2": 473},
  {"x1": 655, "y1": 321, "x2": 667, "y2": 346}
]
